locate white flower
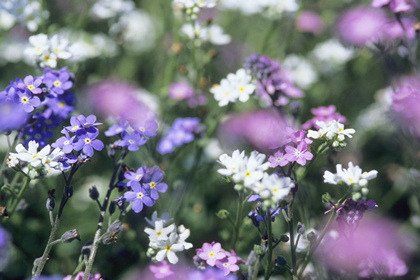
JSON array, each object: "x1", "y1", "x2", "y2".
[
  {"x1": 217, "y1": 150, "x2": 246, "y2": 176},
  {"x1": 311, "y1": 39, "x2": 355, "y2": 72},
  {"x1": 154, "y1": 232, "x2": 185, "y2": 264},
  {"x1": 254, "y1": 173, "x2": 293, "y2": 205},
  {"x1": 176, "y1": 225, "x2": 193, "y2": 250},
  {"x1": 308, "y1": 120, "x2": 355, "y2": 141},
  {"x1": 210, "y1": 78, "x2": 238, "y2": 107},
  {"x1": 42, "y1": 147, "x2": 65, "y2": 171},
  {"x1": 15, "y1": 141, "x2": 50, "y2": 169},
  {"x1": 323, "y1": 162, "x2": 378, "y2": 188},
  {"x1": 145, "y1": 220, "x2": 175, "y2": 243},
  {"x1": 145, "y1": 211, "x2": 172, "y2": 227},
  {"x1": 21, "y1": 1, "x2": 49, "y2": 32},
  {"x1": 282, "y1": 55, "x2": 318, "y2": 89},
  {"x1": 49, "y1": 34, "x2": 72, "y2": 60},
  {"x1": 90, "y1": 0, "x2": 134, "y2": 19},
  {"x1": 25, "y1": 33, "x2": 49, "y2": 57},
  {"x1": 207, "y1": 24, "x2": 231, "y2": 45}
]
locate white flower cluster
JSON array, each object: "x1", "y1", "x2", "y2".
[
  {"x1": 307, "y1": 120, "x2": 355, "y2": 149},
  {"x1": 0, "y1": 0, "x2": 49, "y2": 32},
  {"x1": 7, "y1": 140, "x2": 65, "y2": 179},
  {"x1": 219, "y1": 0, "x2": 298, "y2": 17},
  {"x1": 90, "y1": 0, "x2": 135, "y2": 19},
  {"x1": 24, "y1": 33, "x2": 72, "y2": 68},
  {"x1": 218, "y1": 150, "x2": 294, "y2": 208},
  {"x1": 323, "y1": 162, "x2": 378, "y2": 200},
  {"x1": 145, "y1": 212, "x2": 193, "y2": 264},
  {"x1": 311, "y1": 39, "x2": 355, "y2": 73},
  {"x1": 173, "y1": 0, "x2": 217, "y2": 18},
  {"x1": 210, "y1": 69, "x2": 256, "y2": 107},
  {"x1": 180, "y1": 21, "x2": 231, "y2": 46}
]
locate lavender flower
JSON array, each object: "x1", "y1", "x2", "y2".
[
  {"x1": 15, "y1": 90, "x2": 41, "y2": 112},
  {"x1": 124, "y1": 182, "x2": 155, "y2": 213},
  {"x1": 18, "y1": 75, "x2": 43, "y2": 95},
  {"x1": 302, "y1": 105, "x2": 346, "y2": 130},
  {"x1": 142, "y1": 166, "x2": 168, "y2": 200},
  {"x1": 43, "y1": 67, "x2": 73, "y2": 96},
  {"x1": 73, "y1": 130, "x2": 104, "y2": 157},
  {"x1": 0, "y1": 95, "x2": 28, "y2": 133}
]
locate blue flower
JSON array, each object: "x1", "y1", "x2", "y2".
[
  {"x1": 73, "y1": 130, "x2": 104, "y2": 157},
  {"x1": 123, "y1": 182, "x2": 155, "y2": 213}
]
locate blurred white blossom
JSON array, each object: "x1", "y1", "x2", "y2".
[
  {"x1": 311, "y1": 39, "x2": 355, "y2": 72},
  {"x1": 90, "y1": 0, "x2": 135, "y2": 19},
  {"x1": 283, "y1": 55, "x2": 318, "y2": 89}
]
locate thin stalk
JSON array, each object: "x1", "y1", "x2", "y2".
[
  {"x1": 287, "y1": 196, "x2": 297, "y2": 277},
  {"x1": 32, "y1": 216, "x2": 61, "y2": 279},
  {"x1": 231, "y1": 191, "x2": 245, "y2": 250},
  {"x1": 82, "y1": 150, "x2": 128, "y2": 279},
  {"x1": 264, "y1": 209, "x2": 274, "y2": 280},
  {"x1": 8, "y1": 175, "x2": 31, "y2": 217},
  {"x1": 297, "y1": 209, "x2": 337, "y2": 278}
]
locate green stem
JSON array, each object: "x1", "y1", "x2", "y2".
[
  {"x1": 231, "y1": 191, "x2": 245, "y2": 250},
  {"x1": 264, "y1": 209, "x2": 274, "y2": 280},
  {"x1": 297, "y1": 209, "x2": 337, "y2": 278},
  {"x1": 32, "y1": 216, "x2": 61, "y2": 279},
  {"x1": 8, "y1": 175, "x2": 31, "y2": 217}
]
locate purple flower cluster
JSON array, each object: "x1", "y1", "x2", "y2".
[
  {"x1": 157, "y1": 117, "x2": 203, "y2": 154},
  {"x1": 194, "y1": 242, "x2": 245, "y2": 276},
  {"x1": 268, "y1": 130, "x2": 313, "y2": 167},
  {"x1": 0, "y1": 67, "x2": 75, "y2": 144},
  {"x1": 105, "y1": 112, "x2": 158, "y2": 152},
  {"x1": 243, "y1": 54, "x2": 304, "y2": 107},
  {"x1": 301, "y1": 105, "x2": 347, "y2": 130},
  {"x1": 119, "y1": 165, "x2": 168, "y2": 213},
  {"x1": 336, "y1": 199, "x2": 378, "y2": 233},
  {"x1": 168, "y1": 81, "x2": 207, "y2": 108},
  {"x1": 52, "y1": 114, "x2": 104, "y2": 157},
  {"x1": 372, "y1": 0, "x2": 416, "y2": 13}
]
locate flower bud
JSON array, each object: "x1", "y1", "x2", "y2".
[
  {"x1": 46, "y1": 197, "x2": 55, "y2": 211},
  {"x1": 274, "y1": 255, "x2": 288, "y2": 268},
  {"x1": 81, "y1": 241, "x2": 92, "y2": 256},
  {"x1": 307, "y1": 231, "x2": 317, "y2": 243},
  {"x1": 108, "y1": 201, "x2": 116, "y2": 215},
  {"x1": 216, "y1": 209, "x2": 230, "y2": 219},
  {"x1": 61, "y1": 229, "x2": 80, "y2": 243},
  {"x1": 279, "y1": 234, "x2": 289, "y2": 243},
  {"x1": 253, "y1": 244, "x2": 264, "y2": 256},
  {"x1": 65, "y1": 186, "x2": 73, "y2": 198},
  {"x1": 89, "y1": 186, "x2": 100, "y2": 200},
  {"x1": 297, "y1": 222, "x2": 306, "y2": 235}
]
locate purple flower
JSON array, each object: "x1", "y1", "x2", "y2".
[
  {"x1": 18, "y1": 75, "x2": 43, "y2": 95},
  {"x1": 52, "y1": 130, "x2": 76, "y2": 154},
  {"x1": 296, "y1": 10, "x2": 325, "y2": 34},
  {"x1": 336, "y1": 6, "x2": 388, "y2": 47},
  {"x1": 188, "y1": 267, "x2": 237, "y2": 280},
  {"x1": 169, "y1": 81, "x2": 194, "y2": 101},
  {"x1": 157, "y1": 117, "x2": 202, "y2": 154},
  {"x1": 284, "y1": 142, "x2": 313, "y2": 166},
  {"x1": 302, "y1": 105, "x2": 346, "y2": 130},
  {"x1": 15, "y1": 90, "x2": 41, "y2": 112},
  {"x1": 131, "y1": 113, "x2": 158, "y2": 137},
  {"x1": 290, "y1": 130, "x2": 313, "y2": 145},
  {"x1": 215, "y1": 256, "x2": 240, "y2": 276},
  {"x1": 125, "y1": 166, "x2": 145, "y2": 186},
  {"x1": 243, "y1": 53, "x2": 279, "y2": 79},
  {"x1": 142, "y1": 166, "x2": 168, "y2": 200},
  {"x1": 123, "y1": 182, "x2": 154, "y2": 213},
  {"x1": 115, "y1": 131, "x2": 147, "y2": 151},
  {"x1": 0, "y1": 225, "x2": 10, "y2": 270},
  {"x1": 268, "y1": 150, "x2": 289, "y2": 167},
  {"x1": 105, "y1": 119, "x2": 129, "y2": 137},
  {"x1": 73, "y1": 130, "x2": 104, "y2": 157},
  {"x1": 63, "y1": 272, "x2": 102, "y2": 280},
  {"x1": 149, "y1": 261, "x2": 174, "y2": 279},
  {"x1": 44, "y1": 67, "x2": 73, "y2": 96},
  {"x1": 372, "y1": 0, "x2": 416, "y2": 12},
  {"x1": 44, "y1": 91, "x2": 76, "y2": 119},
  {"x1": 0, "y1": 96, "x2": 28, "y2": 133},
  {"x1": 78, "y1": 114, "x2": 102, "y2": 132},
  {"x1": 358, "y1": 248, "x2": 408, "y2": 278},
  {"x1": 65, "y1": 115, "x2": 85, "y2": 134}
]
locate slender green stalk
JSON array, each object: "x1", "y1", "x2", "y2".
[
  {"x1": 231, "y1": 191, "x2": 245, "y2": 250},
  {"x1": 32, "y1": 216, "x2": 61, "y2": 279},
  {"x1": 8, "y1": 175, "x2": 31, "y2": 217},
  {"x1": 264, "y1": 209, "x2": 274, "y2": 280}
]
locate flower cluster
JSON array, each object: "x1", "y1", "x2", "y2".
[
  {"x1": 105, "y1": 112, "x2": 158, "y2": 152},
  {"x1": 336, "y1": 199, "x2": 378, "y2": 232},
  {"x1": 116, "y1": 166, "x2": 168, "y2": 213},
  {"x1": 0, "y1": 0, "x2": 49, "y2": 32},
  {"x1": 145, "y1": 212, "x2": 192, "y2": 264},
  {"x1": 302, "y1": 105, "x2": 347, "y2": 130},
  {"x1": 63, "y1": 272, "x2": 102, "y2": 280},
  {"x1": 52, "y1": 114, "x2": 104, "y2": 158},
  {"x1": 218, "y1": 150, "x2": 294, "y2": 208},
  {"x1": 180, "y1": 21, "x2": 231, "y2": 46},
  {"x1": 0, "y1": 67, "x2": 75, "y2": 145},
  {"x1": 371, "y1": 0, "x2": 415, "y2": 13},
  {"x1": 173, "y1": 0, "x2": 217, "y2": 19},
  {"x1": 307, "y1": 120, "x2": 355, "y2": 150},
  {"x1": 8, "y1": 140, "x2": 65, "y2": 179},
  {"x1": 24, "y1": 33, "x2": 72, "y2": 68},
  {"x1": 168, "y1": 81, "x2": 207, "y2": 107},
  {"x1": 243, "y1": 53, "x2": 304, "y2": 107},
  {"x1": 268, "y1": 130, "x2": 314, "y2": 167},
  {"x1": 210, "y1": 68, "x2": 256, "y2": 107},
  {"x1": 323, "y1": 162, "x2": 378, "y2": 200},
  {"x1": 194, "y1": 242, "x2": 245, "y2": 276},
  {"x1": 157, "y1": 117, "x2": 203, "y2": 154}
]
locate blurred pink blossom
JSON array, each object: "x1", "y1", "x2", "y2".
[
  {"x1": 168, "y1": 81, "x2": 194, "y2": 101},
  {"x1": 296, "y1": 11, "x2": 325, "y2": 34},
  {"x1": 336, "y1": 6, "x2": 388, "y2": 46},
  {"x1": 372, "y1": 0, "x2": 416, "y2": 13},
  {"x1": 218, "y1": 109, "x2": 293, "y2": 153},
  {"x1": 318, "y1": 215, "x2": 413, "y2": 278}
]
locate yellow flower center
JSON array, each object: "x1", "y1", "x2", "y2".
[
  {"x1": 239, "y1": 86, "x2": 245, "y2": 92},
  {"x1": 165, "y1": 245, "x2": 172, "y2": 251},
  {"x1": 21, "y1": 97, "x2": 29, "y2": 104},
  {"x1": 150, "y1": 182, "x2": 156, "y2": 188},
  {"x1": 59, "y1": 102, "x2": 65, "y2": 108},
  {"x1": 84, "y1": 138, "x2": 92, "y2": 144},
  {"x1": 54, "y1": 80, "x2": 61, "y2": 87},
  {"x1": 137, "y1": 193, "x2": 144, "y2": 198},
  {"x1": 155, "y1": 231, "x2": 162, "y2": 236},
  {"x1": 27, "y1": 85, "x2": 35, "y2": 90},
  {"x1": 209, "y1": 252, "x2": 215, "y2": 257}
]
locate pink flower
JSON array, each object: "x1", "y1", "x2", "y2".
[
  {"x1": 197, "y1": 242, "x2": 226, "y2": 266},
  {"x1": 336, "y1": 6, "x2": 388, "y2": 46},
  {"x1": 372, "y1": 0, "x2": 416, "y2": 13},
  {"x1": 168, "y1": 81, "x2": 194, "y2": 101},
  {"x1": 296, "y1": 11, "x2": 325, "y2": 34},
  {"x1": 268, "y1": 150, "x2": 289, "y2": 168},
  {"x1": 63, "y1": 272, "x2": 101, "y2": 280},
  {"x1": 284, "y1": 142, "x2": 313, "y2": 166},
  {"x1": 149, "y1": 261, "x2": 174, "y2": 279},
  {"x1": 302, "y1": 105, "x2": 346, "y2": 130},
  {"x1": 215, "y1": 256, "x2": 239, "y2": 276}
]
